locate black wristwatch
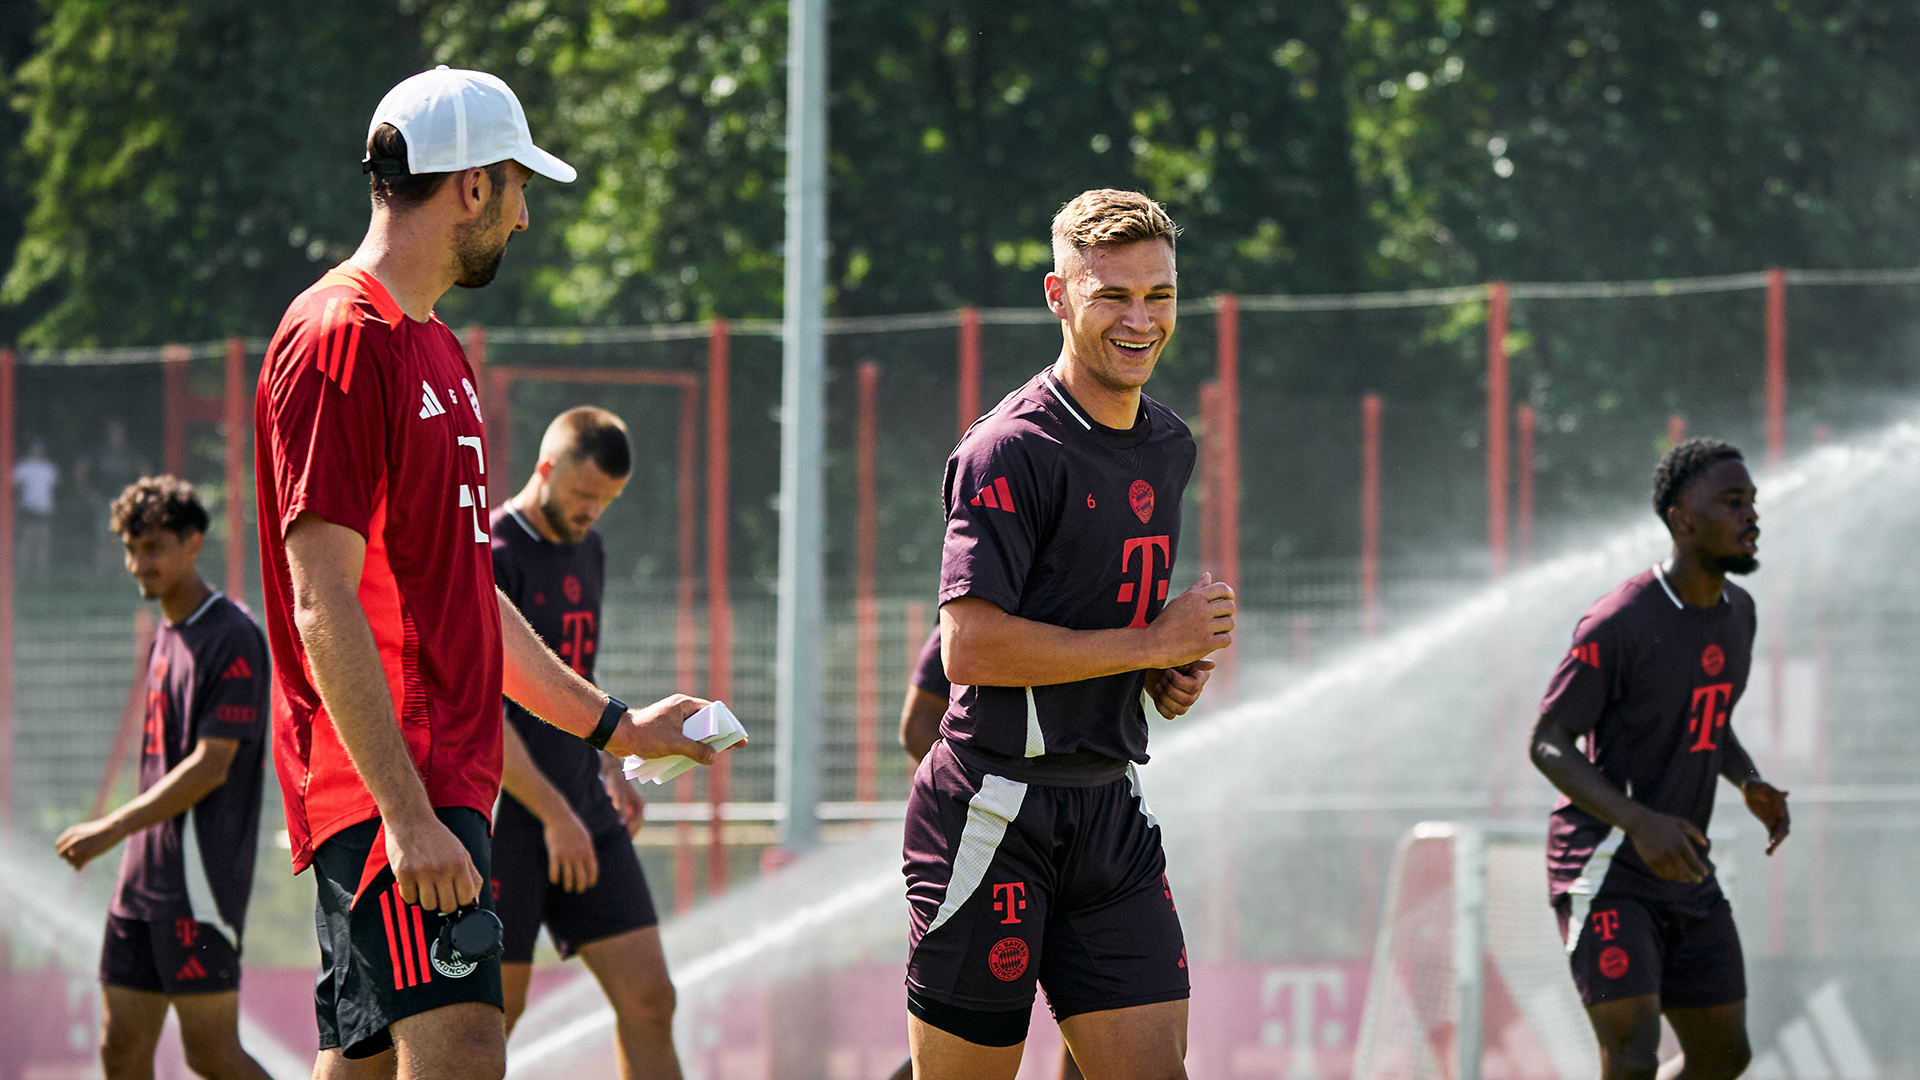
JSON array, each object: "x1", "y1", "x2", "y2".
[{"x1": 586, "y1": 695, "x2": 628, "y2": 751}]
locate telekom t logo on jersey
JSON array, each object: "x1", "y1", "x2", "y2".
[
  {"x1": 1687, "y1": 683, "x2": 1734, "y2": 752},
  {"x1": 559, "y1": 611, "x2": 596, "y2": 675},
  {"x1": 1118, "y1": 536, "x2": 1172, "y2": 628},
  {"x1": 1591, "y1": 908, "x2": 1620, "y2": 941},
  {"x1": 992, "y1": 882, "x2": 1027, "y2": 924}
]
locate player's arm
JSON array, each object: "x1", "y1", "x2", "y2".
[
  {"x1": 1719, "y1": 726, "x2": 1789, "y2": 854},
  {"x1": 599, "y1": 751, "x2": 646, "y2": 835},
  {"x1": 54, "y1": 737, "x2": 240, "y2": 871},
  {"x1": 1529, "y1": 715, "x2": 1710, "y2": 884},
  {"x1": 495, "y1": 589, "x2": 718, "y2": 763},
  {"x1": 941, "y1": 571, "x2": 1234, "y2": 688},
  {"x1": 899, "y1": 686, "x2": 947, "y2": 766},
  {"x1": 500, "y1": 716, "x2": 598, "y2": 892},
  {"x1": 286, "y1": 513, "x2": 480, "y2": 912}
]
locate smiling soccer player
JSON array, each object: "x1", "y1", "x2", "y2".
[
  {"x1": 903, "y1": 190, "x2": 1235, "y2": 1080},
  {"x1": 1530, "y1": 438, "x2": 1791, "y2": 1080}
]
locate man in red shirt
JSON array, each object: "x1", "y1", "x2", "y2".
[{"x1": 255, "y1": 67, "x2": 720, "y2": 1080}]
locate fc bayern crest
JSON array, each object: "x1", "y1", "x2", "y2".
[
  {"x1": 1129, "y1": 480, "x2": 1155, "y2": 523},
  {"x1": 563, "y1": 574, "x2": 583, "y2": 605},
  {"x1": 1701, "y1": 643, "x2": 1725, "y2": 676}
]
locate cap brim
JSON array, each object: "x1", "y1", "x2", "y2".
[{"x1": 516, "y1": 143, "x2": 576, "y2": 183}]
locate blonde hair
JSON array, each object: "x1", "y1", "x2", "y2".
[{"x1": 1051, "y1": 189, "x2": 1180, "y2": 272}]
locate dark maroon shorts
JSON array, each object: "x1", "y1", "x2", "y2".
[
  {"x1": 903, "y1": 741, "x2": 1188, "y2": 1026},
  {"x1": 1559, "y1": 892, "x2": 1745, "y2": 1008},
  {"x1": 491, "y1": 822, "x2": 658, "y2": 963},
  {"x1": 100, "y1": 913, "x2": 241, "y2": 995}
]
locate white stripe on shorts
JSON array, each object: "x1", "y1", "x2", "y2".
[{"x1": 925, "y1": 774, "x2": 1029, "y2": 937}]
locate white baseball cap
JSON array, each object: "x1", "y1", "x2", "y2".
[{"x1": 365, "y1": 65, "x2": 576, "y2": 183}]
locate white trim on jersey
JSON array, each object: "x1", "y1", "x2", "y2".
[
  {"x1": 1043, "y1": 372, "x2": 1093, "y2": 431},
  {"x1": 1023, "y1": 688, "x2": 1046, "y2": 757},
  {"x1": 180, "y1": 810, "x2": 241, "y2": 947},
  {"x1": 924, "y1": 774, "x2": 1029, "y2": 937},
  {"x1": 180, "y1": 591, "x2": 223, "y2": 627},
  {"x1": 1652, "y1": 561, "x2": 1725, "y2": 608}
]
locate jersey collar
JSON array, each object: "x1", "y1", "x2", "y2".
[
  {"x1": 318, "y1": 261, "x2": 407, "y2": 326},
  {"x1": 1652, "y1": 562, "x2": 1725, "y2": 609},
  {"x1": 179, "y1": 590, "x2": 223, "y2": 627}
]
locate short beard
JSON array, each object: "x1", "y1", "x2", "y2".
[
  {"x1": 540, "y1": 495, "x2": 586, "y2": 545},
  {"x1": 452, "y1": 197, "x2": 508, "y2": 289},
  {"x1": 1715, "y1": 554, "x2": 1760, "y2": 575}
]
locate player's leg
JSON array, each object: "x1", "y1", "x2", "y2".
[
  {"x1": 387, "y1": 1002, "x2": 506, "y2": 1080},
  {"x1": 171, "y1": 990, "x2": 272, "y2": 1080},
  {"x1": 544, "y1": 827, "x2": 677, "y2": 1078},
  {"x1": 1061, "y1": 1044, "x2": 1085, "y2": 1079},
  {"x1": 311, "y1": 811, "x2": 505, "y2": 1079},
  {"x1": 1660, "y1": 1004, "x2": 1750, "y2": 1080},
  {"x1": 99, "y1": 985, "x2": 169, "y2": 1080},
  {"x1": 577, "y1": 927, "x2": 680, "y2": 1080},
  {"x1": 1042, "y1": 768, "x2": 1191, "y2": 1080},
  {"x1": 909, "y1": 1012, "x2": 1026, "y2": 1080},
  {"x1": 903, "y1": 743, "x2": 1058, "y2": 1080},
  {"x1": 1656, "y1": 896, "x2": 1751, "y2": 1080},
  {"x1": 491, "y1": 832, "x2": 548, "y2": 1039},
  {"x1": 1057, "y1": 999, "x2": 1188, "y2": 1080},
  {"x1": 1587, "y1": 995, "x2": 1666, "y2": 1080}
]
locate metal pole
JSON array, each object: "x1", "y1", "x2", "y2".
[
  {"x1": 706, "y1": 319, "x2": 733, "y2": 891},
  {"x1": 1766, "y1": 268, "x2": 1787, "y2": 466},
  {"x1": 855, "y1": 361, "x2": 879, "y2": 803},
  {"x1": 1667, "y1": 413, "x2": 1687, "y2": 449},
  {"x1": 1452, "y1": 825, "x2": 1486, "y2": 1080},
  {"x1": 775, "y1": 0, "x2": 829, "y2": 849},
  {"x1": 1360, "y1": 393, "x2": 1380, "y2": 638},
  {"x1": 1198, "y1": 382, "x2": 1220, "y2": 577},
  {"x1": 224, "y1": 339, "x2": 248, "y2": 602},
  {"x1": 957, "y1": 307, "x2": 981, "y2": 441},
  {"x1": 1485, "y1": 283, "x2": 1510, "y2": 579}
]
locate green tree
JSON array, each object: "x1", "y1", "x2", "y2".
[{"x1": 3, "y1": 0, "x2": 425, "y2": 346}]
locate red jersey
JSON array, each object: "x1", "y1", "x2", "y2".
[{"x1": 255, "y1": 262, "x2": 504, "y2": 872}]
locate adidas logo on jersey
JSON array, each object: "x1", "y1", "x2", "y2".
[
  {"x1": 1570, "y1": 642, "x2": 1600, "y2": 668},
  {"x1": 419, "y1": 382, "x2": 448, "y2": 419},
  {"x1": 220, "y1": 656, "x2": 252, "y2": 680},
  {"x1": 969, "y1": 477, "x2": 1018, "y2": 514},
  {"x1": 174, "y1": 956, "x2": 208, "y2": 981}
]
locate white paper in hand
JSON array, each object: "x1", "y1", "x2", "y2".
[{"x1": 622, "y1": 702, "x2": 747, "y2": 785}]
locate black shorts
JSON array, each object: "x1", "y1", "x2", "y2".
[
  {"x1": 1559, "y1": 892, "x2": 1746, "y2": 1009},
  {"x1": 492, "y1": 822, "x2": 659, "y2": 963},
  {"x1": 903, "y1": 742, "x2": 1188, "y2": 1042},
  {"x1": 312, "y1": 808, "x2": 503, "y2": 1058},
  {"x1": 100, "y1": 913, "x2": 241, "y2": 995}
]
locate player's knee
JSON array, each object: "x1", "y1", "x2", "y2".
[
  {"x1": 99, "y1": 1016, "x2": 158, "y2": 1067},
  {"x1": 180, "y1": 1037, "x2": 244, "y2": 1080},
  {"x1": 614, "y1": 973, "x2": 677, "y2": 1030}
]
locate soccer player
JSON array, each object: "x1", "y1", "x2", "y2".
[
  {"x1": 1530, "y1": 438, "x2": 1791, "y2": 1080},
  {"x1": 903, "y1": 189, "x2": 1233, "y2": 1080},
  {"x1": 55, "y1": 477, "x2": 271, "y2": 1080},
  {"x1": 255, "y1": 67, "x2": 719, "y2": 1080},
  {"x1": 491, "y1": 406, "x2": 683, "y2": 1079}
]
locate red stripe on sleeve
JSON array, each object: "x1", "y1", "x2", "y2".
[
  {"x1": 379, "y1": 890, "x2": 405, "y2": 990},
  {"x1": 979, "y1": 484, "x2": 999, "y2": 510},
  {"x1": 994, "y1": 476, "x2": 1017, "y2": 514},
  {"x1": 315, "y1": 299, "x2": 340, "y2": 382},
  {"x1": 326, "y1": 306, "x2": 350, "y2": 385},
  {"x1": 412, "y1": 905, "x2": 433, "y2": 983},
  {"x1": 339, "y1": 308, "x2": 364, "y2": 395},
  {"x1": 391, "y1": 885, "x2": 419, "y2": 988}
]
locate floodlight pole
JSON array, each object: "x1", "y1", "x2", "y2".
[{"x1": 775, "y1": 0, "x2": 828, "y2": 849}]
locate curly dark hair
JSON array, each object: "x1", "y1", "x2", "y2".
[
  {"x1": 110, "y1": 476, "x2": 210, "y2": 539},
  {"x1": 1652, "y1": 438, "x2": 1745, "y2": 524}
]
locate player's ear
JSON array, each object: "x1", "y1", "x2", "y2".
[
  {"x1": 184, "y1": 530, "x2": 205, "y2": 558},
  {"x1": 1044, "y1": 271, "x2": 1067, "y2": 316}
]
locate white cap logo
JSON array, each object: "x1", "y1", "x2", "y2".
[{"x1": 366, "y1": 65, "x2": 575, "y2": 183}]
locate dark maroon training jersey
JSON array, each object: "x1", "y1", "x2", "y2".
[
  {"x1": 111, "y1": 593, "x2": 270, "y2": 938},
  {"x1": 490, "y1": 506, "x2": 621, "y2": 837},
  {"x1": 938, "y1": 368, "x2": 1196, "y2": 780},
  {"x1": 1539, "y1": 568, "x2": 1756, "y2": 908},
  {"x1": 911, "y1": 628, "x2": 949, "y2": 698}
]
